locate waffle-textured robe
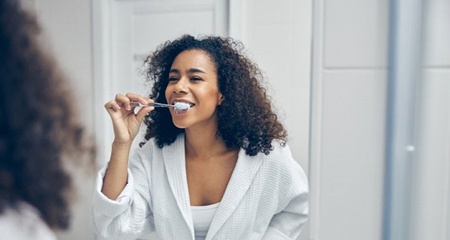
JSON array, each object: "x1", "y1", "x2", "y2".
[{"x1": 92, "y1": 135, "x2": 308, "y2": 240}]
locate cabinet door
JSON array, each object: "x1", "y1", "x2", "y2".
[
  {"x1": 110, "y1": 0, "x2": 228, "y2": 95},
  {"x1": 94, "y1": 0, "x2": 228, "y2": 164}
]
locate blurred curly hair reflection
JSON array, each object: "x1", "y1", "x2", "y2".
[
  {"x1": 142, "y1": 35, "x2": 287, "y2": 156},
  {"x1": 0, "y1": 0, "x2": 94, "y2": 230}
]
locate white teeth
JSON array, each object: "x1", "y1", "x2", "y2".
[{"x1": 173, "y1": 102, "x2": 191, "y2": 111}]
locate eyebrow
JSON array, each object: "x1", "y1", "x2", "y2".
[{"x1": 169, "y1": 68, "x2": 206, "y2": 74}]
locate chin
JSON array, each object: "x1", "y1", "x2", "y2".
[{"x1": 172, "y1": 121, "x2": 189, "y2": 129}]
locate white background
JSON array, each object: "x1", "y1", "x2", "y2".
[{"x1": 24, "y1": 0, "x2": 450, "y2": 239}]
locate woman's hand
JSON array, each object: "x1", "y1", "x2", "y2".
[{"x1": 104, "y1": 93, "x2": 154, "y2": 144}]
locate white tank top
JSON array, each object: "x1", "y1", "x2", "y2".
[{"x1": 191, "y1": 202, "x2": 220, "y2": 240}]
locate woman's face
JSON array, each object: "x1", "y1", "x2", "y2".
[{"x1": 165, "y1": 49, "x2": 223, "y2": 130}]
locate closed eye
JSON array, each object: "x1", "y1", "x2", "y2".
[
  {"x1": 168, "y1": 76, "x2": 179, "y2": 82},
  {"x1": 191, "y1": 76, "x2": 203, "y2": 81}
]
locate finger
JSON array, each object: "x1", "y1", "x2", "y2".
[
  {"x1": 125, "y1": 93, "x2": 147, "y2": 102},
  {"x1": 136, "y1": 96, "x2": 150, "y2": 106},
  {"x1": 143, "y1": 97, "x2": 155, "y2": 104},
  {"x1": 126, "y1": 93, "x2": 151, "y2": 110},
  {"x1": 135, "y1": 106, "x2": 154, "y2": 123},
  {"x1": 104, "y1": 100, "x2": 121, "y2": 111},
  {"x1": 115, "y1": 94, "x2": 132, "y2": 111}
]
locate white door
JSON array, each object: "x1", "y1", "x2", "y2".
[{"x1": 93, "y1": 0, "x2": 228, "y2": 164}]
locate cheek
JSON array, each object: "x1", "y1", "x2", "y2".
[
  {"x1": 164, "y1": 86, "x2": 171, "y2": 101},
  {"x1": 204, "y1": 90, "x2": 222, "y2": 106}
]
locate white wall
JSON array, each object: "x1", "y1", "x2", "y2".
[
  {"x1": 26, "y1": 0, "x2": 450, "y2": 240},
  {"x1": 29, "y1": 0, "x2": 96, "y2": 239},
  {"x1": 236, "y1": 1, "x2": 312, "y2": 239},
  {"x1": 309, "y1": 0, "x2": 388, "y2": 239},
  {"x1": 238, "y1": 0, "x2": 312, "y2": 175},
  {"x1": 410, "y1": 0, "x2": 450, "y2": 239},
  {"x1": 34, "y1": 0, "x2": 94, "y2": 130},
  {"x1": 310, "y1": 0, "x2": 450, "y2": 240},
  {"x1": 32, "y1": 0, "x2": 312, "y2": 239}
]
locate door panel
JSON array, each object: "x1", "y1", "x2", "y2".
[{"x1": 96, "y1": 0, "x2": 228, "y2": 165}]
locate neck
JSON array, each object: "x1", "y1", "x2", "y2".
[{"x1": 184, "y1": 128, "x2": 229, "y2": 159}]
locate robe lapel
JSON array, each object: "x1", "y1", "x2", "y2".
[
  {"x1": 206, "y1": 150, "x2": 264, "y2": 239},
  {"x1": 162, "y1": 135, "x2": 194, "y2": 237}
]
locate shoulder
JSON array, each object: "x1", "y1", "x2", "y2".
[
  {"x1": 255, "y1": 141, "x2": 308, "y2": 188},
  {"x1": 268, "y1": 140, "x2": 293, "y2": 160},
  {"x1": 262, "y1": 141, "x2": 301, "y2": 171},
  {"x1": 0, "y1": 203, "x2": 57, "y2": 240}
]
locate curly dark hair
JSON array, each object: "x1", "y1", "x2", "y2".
[
  {"x1": 141, "y1": 34, "x2": 287, "y2": 156},
  {"x1": 0, "y1": 0, "x2": 94, "y2": 230}
]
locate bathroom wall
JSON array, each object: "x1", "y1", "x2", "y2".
[
  {"x1": 309, "y1": 0, "x2": 450, "y2": 239},
  {"x1": 30, "y1": 0, "x2": 311, "y2": 239},
  {"x1": 23, "y1": 0, "x2": 450, "y2": 240},
  {"x1": 309, "y1": 0, "x2": 389, "y2": 239},
  {"x1": 27, "y1": 0, "x2": 96, "y2": 239},
  {"x1": 234, "y1": 0, "x2": 312, "y2": 175},
  {"x1": 410, "y1": 0, "x2": 450, "y2": 239}
]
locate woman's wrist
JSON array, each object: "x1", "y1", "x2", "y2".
[
  {"x1": 109, "y1": 141, "x2": 133, "y2": 163},
  {"x1": 111, "y1": 140, "x2": 133, "y2": 148}
]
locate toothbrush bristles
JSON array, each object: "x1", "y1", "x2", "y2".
[{"x1": 174, "y1": 102, "x2": 190, "y2": 111}]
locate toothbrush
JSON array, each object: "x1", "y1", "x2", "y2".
[{"x1": 129, "y1": 101, "x2": 190, "y2": 111}]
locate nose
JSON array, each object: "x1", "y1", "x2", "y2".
[{"x1": 173, "y1": 77, "x2": 188, "y2": 94}]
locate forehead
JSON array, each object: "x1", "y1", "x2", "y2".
[{"x1": 171, "y1": 49, "x2": 216, "y2": 71}]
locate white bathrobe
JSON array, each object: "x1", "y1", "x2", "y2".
[
  {"x1": 92, "y1": 135, "x2": 308, "y2": 240},
  {"x1": 0, "y1": 202, "x2": 57, "y2": 240}
]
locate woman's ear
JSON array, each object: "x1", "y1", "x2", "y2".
[{"x1": 218, "y1": 94, "x2": 224, "y2": 105}]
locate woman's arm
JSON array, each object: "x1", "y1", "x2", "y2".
[
  {"x1": 263, "y1": 149, "x2": 309, "y2": 240},
  {"x1": 101, "y1": 93, "x2": 153, "y2": 200},
  {"x1": 92, "y1": 144, "x2": 156, "y2": 240},
  {"x1": 101, "y1": 141, "x2": 132, "y2": 199},
  {"x1": 92, "y1": 93, "x2": 156, "y2": 239},
  {"x1": 262, "y1": 191, "x2": 309, "y2": 240}
]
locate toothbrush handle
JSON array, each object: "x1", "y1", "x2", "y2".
[
  {"x1": 129, "y1": 101, "x2": 173, "y2": 108},
  {"x1": 150, "y1": 102, "x2": 173, "y2": 108}
]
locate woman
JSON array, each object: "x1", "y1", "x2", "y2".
[
  {"x1": 0, "y1": 0, "x2": 94, "y2": 239},
  {"x1": 93, "y1": 35, "x2": 308, "y2": 240}
]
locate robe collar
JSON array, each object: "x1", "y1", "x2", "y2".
[{"x1": 162, "y1": 134, "x2": 264, "y2": 239}]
